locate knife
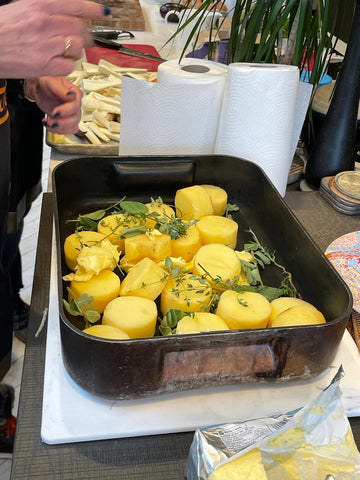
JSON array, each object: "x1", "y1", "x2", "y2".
[{"x1": 92, "y1": 34, "x2": 166, "y2": 62}]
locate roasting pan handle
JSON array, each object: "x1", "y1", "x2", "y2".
[{"x1": 112, "y1": 160, "x2": 195, "y2": 189}]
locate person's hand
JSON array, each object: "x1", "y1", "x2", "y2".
[
  {"x1": 26, "y1": 77, "x2": 82, "y2": 134},
  {"x1": 0, "y1": 0, "x2": 111, "y2": 78}
]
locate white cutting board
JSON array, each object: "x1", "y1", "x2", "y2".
[{"x1": 41, "y1": 240, "x2": 360, "y2": 445}]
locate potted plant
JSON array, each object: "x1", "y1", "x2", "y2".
[{"x1": 173, "y1": 0, "x2": 339, "y2": 90}]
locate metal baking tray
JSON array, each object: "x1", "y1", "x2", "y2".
[{"x1": 52, "y1": 155, "x2": 353, "y2": 399}]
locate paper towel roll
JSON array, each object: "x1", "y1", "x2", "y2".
[
  {"x1": 157, "y1": 57, "x2": 228, "y2": 84},
  {"x1": 214, "y1": 63, "x2": 300, "y2": 196},
  {"x1": 119, "y1": 59, "x2": 228, "y2": 156}
]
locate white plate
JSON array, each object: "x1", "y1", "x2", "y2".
[{"x1": 326, "y1": 231, "x2": 360, "y2": 313}]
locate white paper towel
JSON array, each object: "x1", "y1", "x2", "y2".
[
  {"x1": 119, "y1": 59, "x2": 310, "y2": 196},
  {"x1": 119, "y1": 58, "x2": 228, "y2": 155},
  {"x1": 157, "y1": 57, "x2": 228, "y2": 84},
  {"x1": 214, "y1": 63, "x2": 300, "y2": 196}
]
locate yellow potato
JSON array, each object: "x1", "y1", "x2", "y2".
[
  {"x1": 209, "y1": 448, "x2": 267, "y2": 480},
  {"x1": 195, "y1": 215, "x2": 238, "y2": 249},
  {"x1": 269, "y1": 296, "x2": 319, "y2": 323},
  {"x1": 193, "y1": 243, "x2": 241, "y2": 288},
  {"x1": 176, "y1": 312, "x2": 229, "y2": 334},
  {"x1": 171, "y1": 225, "x2": 202, "y2": 262},
  {"x1": 160, "y1": 272, "x2": 212, "y2": 316},
  {"x1": 269, "y1": 305, "x2": 326, "y2": 328},
  {"x1": 97, "y1": 213, "x2": 139, "y2": 252},
  {"x1": 124, "y1": 232, "x2": 172, "y2": 264},
  {"x1": 175, "y1": 185, "x2": 213, "y2": 220},
  {"x1": 83, "y1": 324, "x2": 130, "y2": 340},
  {"x1": 69, "y1": 269, "x2": 121, "y2": 314},
  {"x1": 144, "y1": 200, "x2": 175, "y2": 229},
  {"x1": 64, "y1": 231, "x2": 105, "y2": 271},
  {"x1": 216, "y1": 290, "x2": 271, "y2": 329},
  {"x1": 235, "y1": 250, "x2": 254, "y2": 263},
  {"x1": 103, "y1": 296, "x2": 157, "y2": 338},
  {"x1": 200, "y1": 184, "x2": 228, "y2": 215},
  {"x1": 119, "y1": 257, "x2": 168, "y2": 300}
]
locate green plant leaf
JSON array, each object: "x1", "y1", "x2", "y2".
[{"x1": 120, "y1": 201, "x2": 149, "y2": 215}]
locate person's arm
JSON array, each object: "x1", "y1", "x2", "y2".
[{"x1": 0, "y1": 0, "x2": 110, "y2": 78}]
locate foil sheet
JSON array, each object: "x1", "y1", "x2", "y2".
[{"x1": 186, "y1": 367, "x2": 360, "y2": 479}]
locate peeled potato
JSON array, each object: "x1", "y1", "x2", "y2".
[
  {"x1": 119, "y1": 257, "x2": 167, "y2": 300},
  {"x1": 193, "y1": 243, "x2": 241, "y2": 288},
  {"x1": 195, "y1": 215, "x2": 238, "y2": 249},
  {"x1": 69, "y1": 269, "x2": 121, "y2": 314},
  {"x1": 175, "y1": 185, "x2": 213, "y2": 220},
  {"x1": 97, "y1": 213, "x2": 139, "y2": 252},
  {"x1": 176, "y1": 312, "x2": 229, "y2": 334},
  {"x1": 64, "y1": 231, "x2": 105, "y2": 271},
  {"x1": 83, "y1": 324, "x2": 130, "y2": 340},
  {"x1": 200, "y1": 184, "x2": 228, "y2": 215},
  {"x1": 160, "y1": 272, "x2": 212, "y2": 316},
  {"x1": 216, "y1": 290, "x2": 271, "y2": 329},
  {"x1": 144, "y1": 201, "x2": 175, "y2": 229},
  {"x1": 269, "y1": 296, "x2": 319, "y2": 323},
  {"x1": 269, "y1": 305, "x2": 326, "y2": 328},
  {"x1": 124, "y1": 232, "x2": 172, "y2": 264},
  {"x1": 103, "y1": 296, "x2": 157, "y2": 338},
  {"x1": 171, "y1": 225, "x2": 202, "y2": 262}
]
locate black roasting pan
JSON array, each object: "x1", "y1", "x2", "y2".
[{"x1": 52, "y1": 155, "x2": 353, "y2": 399}]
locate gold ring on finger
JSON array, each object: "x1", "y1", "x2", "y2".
[{"x1": 64, "y1": 36, "x2": 72, "y2": 57}]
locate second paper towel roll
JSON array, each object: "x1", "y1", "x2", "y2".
[
  {"x1": 119, "y1": 58, "x2": 228, "y2": 155},
  {"x1": 214, "y1": 63, "x2": 300, "y2": 196}
]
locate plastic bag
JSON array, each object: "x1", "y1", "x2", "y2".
[{"x1": 186, "y1": 367, "x2": 360, "y2": 479}]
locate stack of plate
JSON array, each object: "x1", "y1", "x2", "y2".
[{"x1": 319, "y1": 171, "x2": 360, "y2": 215}]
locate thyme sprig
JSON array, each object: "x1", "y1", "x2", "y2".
[
  {"x1": 67, "y1": 198, "x2": 194, "y2": 240},
  {"x1": 224, "y1": 202, "x2": 239, "y2": 219},
  {"x1": 244, "y1": 228, "x2": 298, "y2": 296},
  {"x1": 66, "y1": 198, "x2": 126, "y2": 231}
]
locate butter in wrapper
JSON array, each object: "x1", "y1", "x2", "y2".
[{"x1": 186, "y1": 367, "x2": 360, "y2": 479}]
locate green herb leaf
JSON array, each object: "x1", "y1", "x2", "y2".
[
  {"x1": 120, "y1": 201, "x2": 149, "y2": 215},
  {"x1": 84, "y1": 310, "x2": 101, "y2": 324},
  {"x1": 119, "y1": 225, "x2": 147, "y2": 238},
  {"x1": 159, "y1": 309, "x2": 183, "y2": 335}
]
